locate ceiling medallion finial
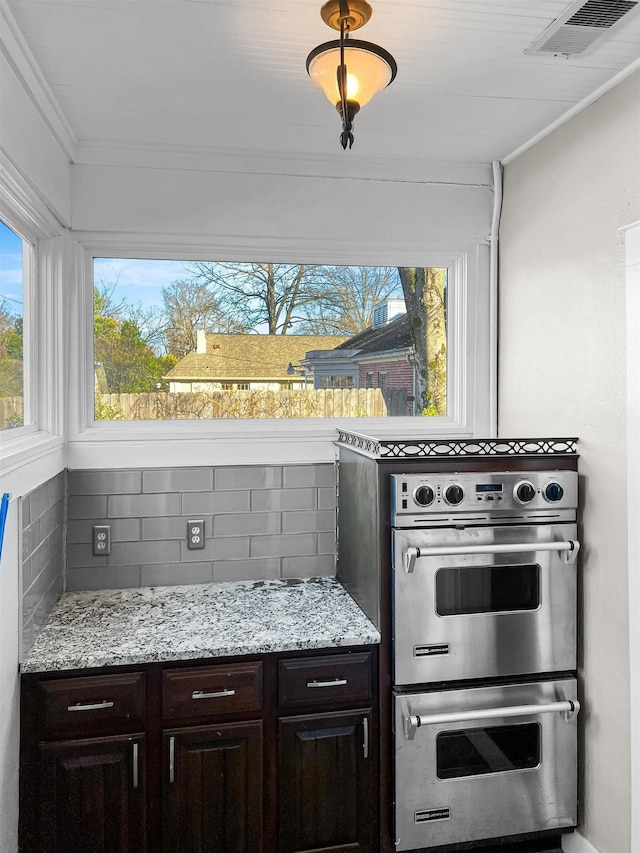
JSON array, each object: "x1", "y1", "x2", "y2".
[{"x1": 306, "y1": 0, "x2": 397, "y2": 150}]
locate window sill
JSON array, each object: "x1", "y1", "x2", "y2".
[
  {"x1": 0, "y1": 429, "x2": 65, "y2": 478},
  {"x1": 67, "y1": 417, "x2": 474, "y2": 468}
]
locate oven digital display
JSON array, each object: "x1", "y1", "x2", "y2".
[{"x1": 475, "y1": 483, "x2": 503, "y2": 493}]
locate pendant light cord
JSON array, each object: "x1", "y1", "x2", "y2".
[{"x1": 338, "y1": 17, "x2": 354, "y2": 149}]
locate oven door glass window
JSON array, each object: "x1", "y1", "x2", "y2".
[
  {"x1": 436, "y1": 722, "x2": 541, "y2": 779},
  {"x1": 435, "y1": 564, "x2": 540, "y2": 616}
]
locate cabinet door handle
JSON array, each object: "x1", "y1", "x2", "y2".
[
  {"x1": 169, "y1": 736, "x2": 175, "y2": 784},
  {"x1": 363, "y1": 716, "x2": 369, "y2": 759},
  {"x1": 67, "y1": 700, "x2": 114, "y2": 712},
  {"x1": 306, "y1": 679, "x2": 348, "y2": 688},
  {"x1": 191, "y1": 689, "x2": 235, "y2": 700},
  {"x1": 132, "y1": 741, "x2": 139, "y2": 789}
]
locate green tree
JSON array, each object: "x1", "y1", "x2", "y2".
[
  {"x1": 0, "y1": 299, "x2": 23, "y2": 398},
  {"x1": 94, "y1": 287, "x2": 176, "y2": 394}
]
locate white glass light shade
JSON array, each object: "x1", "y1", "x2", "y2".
[{"x1": 306, "y1": 39, "x2": 396, "y2": 108}]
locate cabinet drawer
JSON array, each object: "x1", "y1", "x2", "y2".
[
  {"x1": 278, "y1": 652, "x2": 373, "y2": 709},
  {"x1": 162, "y1": 662, "x2": 263, "y2": 721},
  {"x1": 37, "y1": 672, "x2": 146, "y2": 735}
]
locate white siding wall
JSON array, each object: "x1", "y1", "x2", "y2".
[{"x1": 498, "y1": 72, "x2": 640, "y2": 853}]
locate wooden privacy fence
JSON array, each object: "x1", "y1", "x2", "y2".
[
  {"x1": 0, "y1": 396, "x2": 23, "y2": 429},
  {"x1": 98, "y1": 387, "x2": 408, "y2": 420}
]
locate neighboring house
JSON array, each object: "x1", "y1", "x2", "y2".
[
  {"x1": 165, "y1": 329, "x2": 349, "y2": 392},
  {"x1": 302, "y1": 303, "x2": 415, "y2": 411}
]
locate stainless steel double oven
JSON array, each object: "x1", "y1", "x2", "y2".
[{"x1": 390, "y1": 470, "x2": 581, "y2": 850}]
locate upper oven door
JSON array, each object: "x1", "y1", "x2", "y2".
[{"x1": 392, "y1": 523, "x2": 578, "y2": 685}]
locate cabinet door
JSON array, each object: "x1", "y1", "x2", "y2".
[
  {"x1": 38, "y1": 734, "x2": 146, "y2": 853},
  {"x1": 279, "y1": 710, "x2": 374, "y2": 853},
  {"x1": 163, "y1": 721, "x2": 263, "y2": 853}
]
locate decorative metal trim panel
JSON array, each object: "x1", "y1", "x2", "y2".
[{"x1": 336, "y1": 431, "x2": 578, "y2": 459}]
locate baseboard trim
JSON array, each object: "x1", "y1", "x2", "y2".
[{"x1": 562, "y1": 831, "x2": 602, "y2": 853}]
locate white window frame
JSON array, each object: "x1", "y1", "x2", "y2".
[
  {"x1": 67, "y1": 237, "x2": 492, "y2": 468},
  {"x1": 0, "y1": 157, "x2": 64, "y2": 474}
]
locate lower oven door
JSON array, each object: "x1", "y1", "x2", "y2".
[
  {"x1": 392, "y1": 523, "x2": 578, "y2": 684},
  {"x1": 393, "y1": 678, "x2": 579, "y2": 851}
]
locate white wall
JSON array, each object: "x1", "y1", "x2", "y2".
[
  {"x1": 499, "y1": 72, "x2": 640, "y2": 853},
  {"x1": 625, "y1": 222, "x2": 640, "y2": 853}
]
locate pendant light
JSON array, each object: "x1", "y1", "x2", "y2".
[{"x1": 306, "y1": 0, "x2": 397, "y2": 150}]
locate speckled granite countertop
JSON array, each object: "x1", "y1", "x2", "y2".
[{"x1": 21, "y1": 577, "x2": 381, "y2": 674}]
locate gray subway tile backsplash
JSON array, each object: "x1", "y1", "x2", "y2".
[
  {"x1": 142, "y1": 468, "x2": 213, "y2": 494},
  {"x1": 22, "y1": 472, "x2": 65, "y2": 657},
  {"x1": 213, "y1": 511, "x2": 281, "y2": 538},
  {"x1": 283, "y1": 464, "x2": 336, "y2": 488},
  {"x1": 64, "y1": 464, "x2": 337, "y2": 590},
  {"x1": 250, "y1": 488, "x2": 316, "y2": 512},
  {"x1": 182, "y1": 490, "x2": 250, "y2": 515},
  {"x1": 281, "y1": 510, "x2": 334, "y2": 534},
  {"x1": 214, "y1": 466, "x2": 283, "y2": 491},
  {"x1": 140, "y1": 562, "x2": 214, "y2": 587},
  {"x1": 108, "y1": 493, "x2": 182, "y2": 518},
  {"x1": 250, "y1": 532, "x2": 317, "y2": 559},
  {"x1": 67, "y1": 494, "x2": 107, "y2": 519},
  {"x1": 68, "y1": 469, "x2": 142, "y2": 495}
]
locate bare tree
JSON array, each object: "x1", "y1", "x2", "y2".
[
  {"x1": 298, "y1": 266, "x2": 401, "y2": 335},
  {"x1": 398, "y1": 267, "x2": 447, "y2": 415},
  {"x1": 187, "y1": 262, "x2": 324, "y2": 334},
  {"x1": 162, "y1": 279, "x2": 228, "y2": 358}
]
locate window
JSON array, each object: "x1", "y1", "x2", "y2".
[
  {"x1": 365, "y1": 372, "x2": 374, "y2": 389},
  {"x1": 320, "y1": 376, "x2": 354, "y2": 389},
  {"x1": 92, "y1": 258, "x2": 448, "y2": 422},
  {"x1": 0, "y1": 221, "x2": 27, "y2": 430}
]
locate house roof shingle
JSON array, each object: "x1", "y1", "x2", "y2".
[
  {"x1": 335, "y1": 314, "x2": 412, "y2": 356},
  {"x1": 165, "y1": 333, "x2": 349, "y2": 381}
]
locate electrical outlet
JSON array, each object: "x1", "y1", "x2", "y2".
[
  {"x1": 187, "y1": 519, "x2": 205, "y2": 550},
  {"x1": 92, "y1": 525, "x2": 111, "y2": 556}
]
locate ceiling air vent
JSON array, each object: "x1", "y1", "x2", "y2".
[{"x1": 525, "y1": 0, "x2": 640, "y2": 56}]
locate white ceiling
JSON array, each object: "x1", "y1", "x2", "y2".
[{"x1": 4, "y1": 0, "x2": 640, "y2": 175}]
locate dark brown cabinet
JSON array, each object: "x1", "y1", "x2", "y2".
[
  {"x1": 278, "y1": 710, "x2": 374, "y2": 853},
  {"x1": 162, "y1": 722, "x2": 263, "y2": 853},
  {"x1": 38, "y1": 734, "x2": 146, "y2": 853},
  {"x1": 20, "y1": 646, "x2": 377, "y2": 853}
]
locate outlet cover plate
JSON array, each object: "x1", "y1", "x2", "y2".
[
  {"x1": 187, "y1": 519, "x2": 205, "y2": 550},
  {"x1": 92, "y1": 525, "x2": 111, "y2": 556}
]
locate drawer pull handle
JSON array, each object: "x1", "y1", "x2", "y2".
[
  {"x1": 306, "y1": 679, "x2": 348, "y2": 688},
  {"x1": 67, "y1": 700, "x2": 114, "y2": 712},
  {"x1": 169, "y1": 736, "x2": 175, "y2": 784},
  {"x1": 132, "y1": 742, "x2": 139, "y2": 789},
  {"x1": 363, "y1": 716, "x2": 369, "y2": 759},
  {"x1": 191, "y1": 689, "x2": 236, "y2": 700}
]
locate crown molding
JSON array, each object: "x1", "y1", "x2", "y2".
[{"x1": 0, "y1": 0, "x2": 76, "y2": 161}]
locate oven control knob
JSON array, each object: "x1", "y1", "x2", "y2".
[
  {"x1": 515, "y1": 481, "x2": 536, "y2": 504},
  {"x1": 413, "y1": 485, "x2": 435, "y2": 507},
  {"x1": 444, "y1": 484, "x2": 464, "y2": 505},
  {"x1": 544, "y1": 482, "x2": 564, "y2": 502}
]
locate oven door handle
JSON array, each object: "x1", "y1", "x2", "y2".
[
  {"x1": 404, "y1": 539, "x2": 580, "y2": 572},
  {"x1": 400, "y1": 697, "x2": 581, "y2": 740}
]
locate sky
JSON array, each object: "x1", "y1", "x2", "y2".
[
  {"x1": 94, "y1": 257, "x2": 192, "y2": 311},
  {"x1": 0, "y1": 220, "x2": 23, "y2": 317}
]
